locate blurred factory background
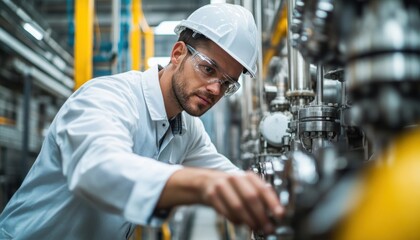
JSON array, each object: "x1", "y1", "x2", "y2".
[{"x1": 1, "y1": 0, "x2": 420, "y2": 239}]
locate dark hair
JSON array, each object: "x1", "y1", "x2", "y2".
[{"x1": 177, "y1": 28, "x2": 211, "y2": 48}]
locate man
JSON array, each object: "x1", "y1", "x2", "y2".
[{"x1": 0, "y1": 3, "x2": 283, "y2": 239}]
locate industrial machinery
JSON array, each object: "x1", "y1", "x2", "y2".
[{"x1": 242, "y1": 0, "x2": 420, "y2": 239}]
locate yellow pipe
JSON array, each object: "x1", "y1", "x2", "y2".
[
  {"x1": 139, "y1": 7, "x2": 153, "y2": 70},
  {"x1": 161, "y1": 222, "x2": 171, "y2": 240},
  {"x1": 262, "y1": 7, "x2": 288, "y2": 78},
  {"x1": 131, "y1": 0, "x2": 141, "y2": 70},
  {"x1": 131, "y1": 0, "x2": 154, "y2": 71},
  {"x1": 74, "y1": 0, "x2": 94, "y2": 90},
  {"x1": 144, "y1": 27, "x2": 154, "y2": 69},
  {"x1": 139, "y1": 21, "x2": 143, "y2": 71}
]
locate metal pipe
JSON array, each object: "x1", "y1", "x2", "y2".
[
  {"x1": 239, "y1": 0, "x2": 258, "y2": 143},
  {"x1": 21, "y1": 73, "x2": 32, "y2": 181},
  {"x1": 255, "y1": 0, "x2": 266, "y2": 114},
  {"x1": 1, "y1": 0, "x2": 74, "y2": 67},
  {"x1": 286, "y1": 0, "x2": 312, "y2": 96},
  {"x1": 276, "y1": 70, "x2": 288, "y2": 102},
  {"x1": 272, "y1": 57, "x2": 289, "y2": 111},
  {"x1": 240, "y1": 77, "x2": 250, "y2": 134},
  {"x1": 311, "y1": 138, "x2": 330, "y2": 159},
  {"x1": 0, "y1": 28, "x2": 73, "y2": 89},
  {"x1": 316, "y1": 63, "x2": 324, "y2": 104},
  {"x1": 12, "y1": 59, "x2": 72, "y2": 98},
  {"x1": 111, "y1": 0, "x2": 121, "y2": 74}
]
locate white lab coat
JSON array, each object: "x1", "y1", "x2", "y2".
[{"x1": 0, "y1": 66, "x2": 238, "y2": 239}]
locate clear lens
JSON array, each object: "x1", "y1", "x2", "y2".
[{"x1": 186, "y1": 45, "x2": 240, "y2": 96}]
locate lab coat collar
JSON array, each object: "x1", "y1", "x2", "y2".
[
  {"x1": 141, "y1": 65, "x2": 167, "y2": 121},
  {"x1": 141, "y1": 65, "x2": 187, "y2": 135}
]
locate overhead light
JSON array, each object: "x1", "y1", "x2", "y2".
[
  {"x1": 154, "y1": 21, "x2": 180, "y2": 35},
  {"x1": 23, "y1": 22, "x2": 43, "y2": 41},
  {"x1": 211, "y1": 0, "x2": 226, "y2": 3}
]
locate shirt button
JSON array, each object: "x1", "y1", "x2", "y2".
[{"x1": 162, "y1": 123, "x2": 166, "y2": 127}]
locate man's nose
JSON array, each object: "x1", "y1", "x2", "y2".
[{"x1": 206, "y1": 80, "x2": 223, "y2": 96}]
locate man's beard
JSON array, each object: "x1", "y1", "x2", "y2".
[{"x1": 171, "y1": 62, "x2": 214, "y2": 117}]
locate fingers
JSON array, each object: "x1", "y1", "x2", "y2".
[
  {"x1": 246, "y1": 173, "x2": 284, "y2": 220},
  {"x1": 204, "y1": 174, "x2": 257, "y2": 228},
  {"x1": 203, "y1": 171, "x2": 284, "y2": 234},
  {"x1": 217, "y1": 179, "x2": 258, "y2": 228},
  {"x1": 231, "y1": 176, "x2": 271, "y2": 232},
  {"x1": 232, "y1": 172, "x2": 284, "y2": 233}
]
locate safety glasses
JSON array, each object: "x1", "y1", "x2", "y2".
[{"x1": 186, "y1": 44, "x2": 240, "y2": 96}]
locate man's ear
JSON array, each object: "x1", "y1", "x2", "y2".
[{"x1": 170, "y1": 41, "x2": 188, "y2": 66}]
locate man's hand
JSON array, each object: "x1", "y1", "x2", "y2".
[
  {"x1": 157, "y1": 168, "x2": 284, "y2": 234},
  {"x1": 201, "y1": 171, "x2": 283, "y2": 234}
]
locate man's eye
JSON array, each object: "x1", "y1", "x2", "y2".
[
  {"x1": 199, "y1": 64, "x2": 216, "y2": 76},
  {"x1": 221, "y1": 80, "x2": 230, "y2": 87}
]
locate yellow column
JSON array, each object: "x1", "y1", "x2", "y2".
[
  {"x1": 143, "y1": 26, "x2": 154, "y2": 69},
  {"x1": 131, "y1": 0, "x2": 141, "y2": 70},
  {"x1": 132, "y1": 0, "x2": 154, "y2": 71},
  {"x1": 74, "y1": 0, "x2": 94, "y2": 90}
]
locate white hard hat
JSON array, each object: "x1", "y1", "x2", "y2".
[{"x1": 174, "y1": 3, "x2": 259, "y2": 78}]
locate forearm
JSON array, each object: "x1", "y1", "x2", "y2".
[{"x1": 156, "y1": 167, "x2": 223, "y2": 209}]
